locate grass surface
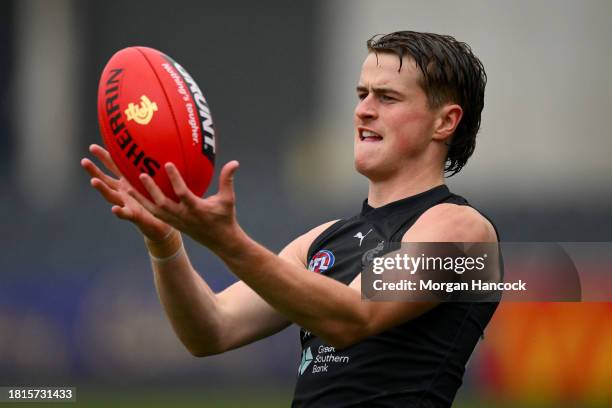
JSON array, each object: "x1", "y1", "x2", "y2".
[{"x1": 2, "y1": 389, "x2": 292, "y2": 408}]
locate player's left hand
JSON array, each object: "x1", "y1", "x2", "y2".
[{"x1": 129, "y1": 160, "x2": 244, "y2": 253}]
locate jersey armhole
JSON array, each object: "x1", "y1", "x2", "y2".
[{"x1": 306, "y1": 219, "x2": 347, "y2": 261}]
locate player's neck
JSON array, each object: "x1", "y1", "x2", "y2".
[{"x1": 366, "y1": 165, "x2": 444, "y2": 208}]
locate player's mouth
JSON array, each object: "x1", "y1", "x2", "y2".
[{"x1": 358, "y1": 128, "x2": 383, "y2": 142}]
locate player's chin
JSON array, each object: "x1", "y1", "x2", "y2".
[{"x1": 354, "y1": 157, "x2": 381, "y2": 178}]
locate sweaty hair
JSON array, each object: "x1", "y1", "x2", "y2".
[{"x1": 367, "y1": 31, "x2": 486, "y2": 176}]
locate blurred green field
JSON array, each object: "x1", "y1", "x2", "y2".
[
  {"x1": 77, "y1": 394, "x2": 289, "y2": 407},
  {"x1": 3, "y1": 390, "x2": 292, "y2": 408},
  {"x1": 0, "y1": 388, "x2": 291, "y2": 408},
  {"x1": 77, "y1": 393, "x2": 289, "y2": 408}
]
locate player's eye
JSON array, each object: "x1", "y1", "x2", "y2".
[
  {"x1": 357, "y1": 92, "x2": 368, "y2": 101},
  {"x1": 379, "y1": 94, "x2": 395, "y2": 102}
]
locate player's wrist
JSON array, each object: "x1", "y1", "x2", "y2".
[
  {"x1": 148, "y1": 243, "x2": 185, "y2": 264},
  {"x1": 210, "y1": 224, "x2": 251, "y2": 260},
  {"x1": 145, "y1": 228, "x2": 183, "y2": 261}
]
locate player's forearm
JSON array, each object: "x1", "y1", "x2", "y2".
[
  {"x1": 146, "y1": 232, "x2": 225, "y2": 356},
  {"x1": 214, "y1": 232, "x2": 370, "y2": 348}
]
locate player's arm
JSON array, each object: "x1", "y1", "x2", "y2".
[
  {"x1": 145, "y1": 231, "x2": 291, "y2": 356},
  {"x1": 149, "y1": 219, "x2": 337, "y2": 356},
  {"x1": 130, "y1": 162, "x2": 497, "y2": 349}
]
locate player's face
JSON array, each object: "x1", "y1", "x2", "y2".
[{"x1": 354, "y1": 53, "x2": 437, "y2": 179}]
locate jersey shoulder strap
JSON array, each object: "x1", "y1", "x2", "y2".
[{"x1": 389, "y1": 192, "x2": 502, "y2": 242}]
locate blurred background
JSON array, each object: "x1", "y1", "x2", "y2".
[{"x1": 1, "y1": 0, "x2": 611, "y2": 406}]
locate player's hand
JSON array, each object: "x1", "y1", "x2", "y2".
[
  {"x1": 81, "y1": 144, "x2": 173, "y2": 242},
  {"x1": 127, "y1": 160, "x2": 242, "y2": 253}
]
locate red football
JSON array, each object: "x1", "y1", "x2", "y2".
[{"x1": 97, "y1": 47, "x2": 216, "y2": 201}]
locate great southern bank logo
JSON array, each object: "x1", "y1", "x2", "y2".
[
  {"x1": 298, "y1": 347, "x2": 313, "y2": 375},
  {"x1": 308, "y1": 250, "x2": 335, "y2": 273}
]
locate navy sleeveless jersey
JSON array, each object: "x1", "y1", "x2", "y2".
[{"x1": 291, "y1": 185, "x2": 500, "y2": 408}]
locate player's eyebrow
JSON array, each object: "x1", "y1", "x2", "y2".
[{"x1": 356, "y1": 85, "x2": 403, "y2": 97}]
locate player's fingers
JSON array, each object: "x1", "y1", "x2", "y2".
[
  {"x1": 165, "y1": 162, "x2": 198, "y2": 207},
  {"x1": 138, "y1": 173, "x2": 169, "y2": 207},
  {"x1": 89, "y1": 144, "x2": 122, "y2": 178},
  {"x1": 111, "y1": 205, "x2": 134, "y2": 220},
  {"x1": 90, "y1": 177, "x2": 124, "y2": 207},
  {"x1": 124, "y1": 184, "x2": 151, "y2": 206},
  {"x1": 127, "y1": 185, "x2": 161, "y2": 217},
  {"x1": 217, "y1": 160, "x2": 239, "y2": 203},
  {"x1": 81, "y1": 158, "x2": 120, "y2": 189},
  {"x1": 135, "y1": 175, "x2": 182, "y2": 222}
]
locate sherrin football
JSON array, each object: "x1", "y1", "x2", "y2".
[{"x1": 97, "y1": 47, "x2": 216, "y2": 201}]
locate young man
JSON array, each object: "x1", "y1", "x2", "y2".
[{"x1": 82, "y1": 31, "x2": 498, "y2": 407}]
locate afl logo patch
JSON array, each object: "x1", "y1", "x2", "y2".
[{"x1": 308, "y1": 250, "x2": 335, "y2": 273}]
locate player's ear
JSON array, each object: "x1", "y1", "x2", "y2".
[{"x1": 432, "y1": 103, "x2": 463, "y2": 142}]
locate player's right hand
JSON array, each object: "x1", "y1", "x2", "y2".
[{"x1": 81, "y1": 144, "x2": 173, "y2": 242}]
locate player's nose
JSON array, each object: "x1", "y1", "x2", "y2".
[{"x1": 354, "y1": 96, "x2": 378, "y2": 121}]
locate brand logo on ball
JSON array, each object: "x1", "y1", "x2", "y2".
[
  {"x1": 125, "y1": 95, "x2": 158, "y2": 125},
  {"x1": 103, "y1": 69, "x2": 160, "y2": 177},
  {"x1": 171, "y1": 61, "x2": 216, "y2": 162},
  {"x1": 308, "y1": 250, "x2": 335, "y2": 273}
]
